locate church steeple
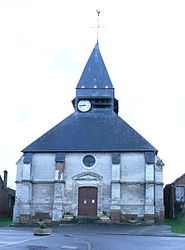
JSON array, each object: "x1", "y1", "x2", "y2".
[
  {"x1": 22, "y1": 42, "x2": 156, "y2": 154},
  {"x1": 73, "y1": 43, "x2": 118, "y2": 114},
  {"x1": 76, "y1": 43, "x2": 113, "y2": 89}
]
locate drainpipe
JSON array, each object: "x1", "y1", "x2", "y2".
[
  {"x1": 171, "y1": 184, "x2": 176, "y2": 219},
  {"x1": 153, "y1": 152, "x2": 156, "y2": 223}
]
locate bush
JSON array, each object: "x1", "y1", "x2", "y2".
[
  {"x1": 102, "y1": 211, "x2": 107, "y2": 216},
  {"x1": 38, "y1": 220, "x2": 46, "y2": 229}
]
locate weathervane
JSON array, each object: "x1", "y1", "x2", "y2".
[
  {"x1": 96, "y1": 10, "x2": 101, "y2": 44},
  {"x1": 92, "y1": 10, "x2": 104, "y2": 44}
]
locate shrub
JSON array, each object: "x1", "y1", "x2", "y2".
[
  {"x1": 102, "y1": 211, "x2": 107, "y2": 216},
  {"x1": 38, "y1": 220, "x2": 46, "y2": 229}
]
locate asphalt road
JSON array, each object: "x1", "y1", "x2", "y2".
[
  {"x1": 0, "y1": 225, "x2": 185, "y2": 250},
  {"x1": 82, "y1": 234, "x2": 185, "y2": 250},
  {"x1": 0, "y1": 228, "x2": 88, "y2": 250}
]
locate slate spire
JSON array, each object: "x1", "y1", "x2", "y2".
[{"x1": 76, "y1": 43, "x2": 113, "y2": 89}]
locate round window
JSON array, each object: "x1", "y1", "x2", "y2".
[{"x1": 83, "y1": 155, "x2": 96, "y2": 167}]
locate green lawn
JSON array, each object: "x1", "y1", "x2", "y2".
[
  {"x1": 165, "y1": 219, "x2": 185, "y2": 234},
  {"x1": 0, "y1": 218, "x2": 12, "y2": 227}
]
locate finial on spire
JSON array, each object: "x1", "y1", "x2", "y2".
[
  {"x1": 91, "y1": 10, "x2": 104, "y2": 44},
  {"x1": 96, "y1": 10, "x2": 101, "y2": 44}
]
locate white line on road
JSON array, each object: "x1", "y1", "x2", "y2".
[
  {"x1": 79, "y1": 239, "x2": 92, "y2": 250},
  {"x1": 60, "y1": 246, "x2": 77, "y2": 249},
  {"x1": 63, "y1": 234, "x2": 92, "y2": 250},
  {"x1": 0, "y1": 235, "x2": 52, "y2": 248}
]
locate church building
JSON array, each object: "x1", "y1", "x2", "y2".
[{"x1": 13, "y1": 43, "x2": 164, "y2": 223}]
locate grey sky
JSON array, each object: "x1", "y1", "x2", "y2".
[{"x1": 0, "y1": 0, "x2": 185, "y2": 188}]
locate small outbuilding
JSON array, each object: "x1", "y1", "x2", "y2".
[
  {"x1": 0, "y1": 171, "x2": 15, "y2": 218},
  {"x1": 164, "y1": 173, "x2": 185, "y2": 219}
]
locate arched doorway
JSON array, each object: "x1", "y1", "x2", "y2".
[{"x1": 78, "y1": 187, "x2": 98, "y2": 216}]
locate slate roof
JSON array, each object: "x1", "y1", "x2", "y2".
[
  {"x1": 76, "y1": 43, "x2": 113, "y2": 89},
  {"x1": 22, "y1": 111, "x2": 156, "y2": 153},
  {"x1": 6, "y1": 188, "x2": 15, "y2": 197},
  {"x1": 22, "y1": 43, "x2": 157, "y2": 153},
  {"x1": 172, "y1": 173, "x2": 185, "y2": 185}
]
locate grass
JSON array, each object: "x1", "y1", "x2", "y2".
[
  {"x1": 165, "y1": 219, "x2": 185, "y2": 234},
  {"x1": 0, "y1": 218, "x2": 12, "y2": 227}
]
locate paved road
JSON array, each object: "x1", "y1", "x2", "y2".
[
  {"x1": 82, "y1": 234, "x2": 185, "y2": 250},
  {"x1": 0, "y1": 224, "x2": 185, "y2": 249},
  {"x1": 0, "y1": 228, "x2": 89, "y2": 249}
]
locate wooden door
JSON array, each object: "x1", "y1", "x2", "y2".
[{"x1": 78, "y1": 187, "x2": 97, "y2": 216}]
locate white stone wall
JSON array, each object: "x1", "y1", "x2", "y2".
[
  {"x1": 121, "y1": 153, "x2": 145, "y2": 182},
  {"x1": 64, "y1": 153, "x2": 112, "y2": 215},
  {"x1": 65, "y1": 153, "x2": 112, "y2": 181},
  {"x1": 32, "y1": 184, "x2": 54, "y2": 204},
  {"x1": 32, "y1": 153, "x2": 55, "y2": 181},
  {"x1": 13, "y1": 156, "x2": 32, "y2": 222},
  {"x1": 119, "y1": 153, "x2": 145, "y2": 218},
  {"x1": 13, "y1": 151, "x2": 164, "y2": 223}
]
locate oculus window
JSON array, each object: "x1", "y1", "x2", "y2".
[{"x1": 83, "y1": 155, "x2": 96, "y2": 168}]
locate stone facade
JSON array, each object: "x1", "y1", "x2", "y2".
[{"x1": 13, "y1": 152, "x2": 164, "y2": 223}]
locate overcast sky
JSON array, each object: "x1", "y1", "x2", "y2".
[{"x1": 0, "y1": 0, "x2": 185, "y2": 189}]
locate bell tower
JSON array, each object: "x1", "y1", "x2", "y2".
[{"x1": 72, "y1": 43, "x2": 119, "y2": 114}]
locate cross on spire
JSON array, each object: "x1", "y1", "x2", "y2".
[
  {"x1": 91, "y1": 10, "x2": 104, "y2": 44},
  {"x1": 96, "y1": 10, "x2": 101, "y2": 44}
]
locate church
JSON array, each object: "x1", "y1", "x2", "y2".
[{"x1": 13, "y1": 43, "x2": 164, "y2": 224}]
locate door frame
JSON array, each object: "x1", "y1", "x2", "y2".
[
  {"x1": 72, "y1": 171, "x2": 103, "y2": 217},
  {"x1": 78, "y1": 186, "x2": 98, "y2": 216}
]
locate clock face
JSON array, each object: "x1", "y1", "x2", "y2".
[{"x1": 78, "y1": 100, "x2": 91, "y2": 112}]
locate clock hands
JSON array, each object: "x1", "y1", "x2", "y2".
[{"x1": 77, "y1": 100, "x2": 91, "y2": 112}]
